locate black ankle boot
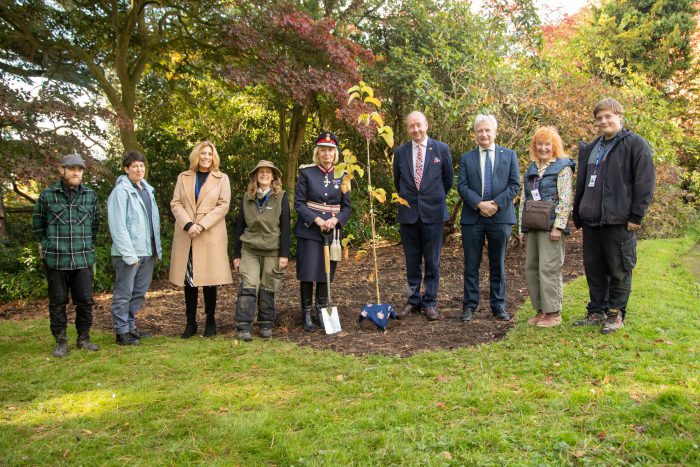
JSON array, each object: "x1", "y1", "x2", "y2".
[
  {"x1": 77, "y1": 331, "x2": 100, "y2": 351},
  {"x1": 300, "y1": 281, "x2": 315, "y2": 332},
  {"x1": 52, "y1": 330, "x2": 68, "y2": 357}
]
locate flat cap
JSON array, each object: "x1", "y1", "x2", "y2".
[{"x1": 60, "y1": 153, "x2": 86, "y2": 169}]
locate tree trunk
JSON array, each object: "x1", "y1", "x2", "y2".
[
  {"x1": 0, "y1": 187, "x2": 9, "y2": 242},
  {"x1": 279, "y1": 102, "x2": 310, "y2": 195}
]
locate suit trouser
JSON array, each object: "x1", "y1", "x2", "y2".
[
  {"x1": 399, "y1": 220, "x2": 444, "y2": 308},
  {"x1": 461, "y1": 219, "x2": 512, "y2": 312},
  {"x1": 524, "y1": 231, "x2": 565, "y2": 313},
  {"x1": 111, "y1": 256, "x2": 155, "y2": 334},
  {"x1": 582, "y1": 224, "x2": 637, "y2": 317},
  {"x1": 46, "y1": 266, "x2": 94, "y2": 336}
]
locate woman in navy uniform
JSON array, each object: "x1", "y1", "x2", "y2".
[{"x1": 294, "y1": 132, "x2": 351, "y2": 332}]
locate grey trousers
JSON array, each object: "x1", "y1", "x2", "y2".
[
  {"x1": 111, "y1": 256, "x2": 155, "y2": 334},
  {"x1": 524, "y1": 231, "x2": 565, "y2": 313}
]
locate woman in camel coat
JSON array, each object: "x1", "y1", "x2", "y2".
[{"x1": 170, "y1": 141, "x2": 233, "y2": 338}]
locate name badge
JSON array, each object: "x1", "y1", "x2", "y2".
[
  {"x1": 588, "y1": 175, "x2": 597, "y2": 188},
  {"x1": 531, "y1": 189, "x2": 541, "y2": 201}
]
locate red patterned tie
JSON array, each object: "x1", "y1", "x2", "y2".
[{"x1": 415, "y1": 144, "x2": 424, "y2": 189}]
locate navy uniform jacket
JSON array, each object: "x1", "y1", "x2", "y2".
[
  {"x1": 392, "y1": 137, "x2": 454, "y2": 224},
  {"x1": 457, "y1": 145, "x2": 520, "y2": 225},
  {"x1": 294, "y1": 165, "x2": 352, "y2": 241}
]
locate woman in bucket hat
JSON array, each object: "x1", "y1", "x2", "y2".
[
  {"x1": 233, "y1": 160, "x2": 291, "y2": 341},
  {"x1": 170, "y1": 141, "x2": 233, "y2": 338},
  {"x1": 294, "y1": 132, "x2": 352, "y2": 332}
]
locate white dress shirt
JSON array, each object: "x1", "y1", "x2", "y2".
[
  {"x1": 412, "y1": 136, "x2": 429, "y2": 179},
  {"x1": 479, "y1": 144, "x2": 496, "y2": 197}
]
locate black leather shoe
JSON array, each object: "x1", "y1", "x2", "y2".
[
  {"x1": 424, "y1": 306, "x2": 440, "y2": 321},
  {"x1": 116, "y1": 332, "x2": 140, "y2": 346},
  {"x1": 493, "y1": 310, "x2": 511, "y2": 321},
  {"x1": 129, "y1": 329, "x2": 151, "y2": 339},
  {"x1": 396, "y1": 303, "x2": 420, "y2": 319},
  {"x1": 461, "y1": 306, "x2": 474, "y2": 322}
]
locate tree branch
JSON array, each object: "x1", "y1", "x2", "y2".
[{"x1": 12, "y1": 181, "x2": 36, "y2": 204}]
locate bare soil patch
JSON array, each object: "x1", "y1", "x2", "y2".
[{"x1": 0, "y1": 231, "x2": 584, "y2": 357}]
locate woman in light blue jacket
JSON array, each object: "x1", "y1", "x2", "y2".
[{"x1": 107, "y1": 151, "x2": 162, "y2": 346}]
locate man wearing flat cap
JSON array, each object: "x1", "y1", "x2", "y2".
[{"x1": 32, "y1": 154, "x2": 101, "y2": 357}]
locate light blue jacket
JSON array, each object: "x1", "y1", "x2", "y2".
[{"x1": 108, "y1": 175, "x2": 162, "y2": 265}]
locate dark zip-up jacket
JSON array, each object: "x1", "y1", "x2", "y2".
[{"x1": 573, "y1": 128, "x2": 655, "y2": 228}]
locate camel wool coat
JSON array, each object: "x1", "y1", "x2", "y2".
[{"x1": 169, "y1": 170, "x2": 233, "y2": 287}]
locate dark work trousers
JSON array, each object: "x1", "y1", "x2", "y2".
[
  {"x1": 399, "y1": 220, "x2": 445, "y2": 309},
  {"x1": 46, "y1": 266, "x2": 94, "y2": 336},
  {"x1": 582, "y1": 224, "x2": 637, "y2": 318},
  {"x1": 461, "y1": 219, "x2": 512, "y2": 313}
]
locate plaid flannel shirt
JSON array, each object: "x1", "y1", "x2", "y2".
[{"x1": 32, "y1": 182, "x2": 101, "y2": 270}]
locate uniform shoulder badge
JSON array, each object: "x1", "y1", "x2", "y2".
[{"x1": 299, "y1": 163, "x2": 315, "y2": 170}]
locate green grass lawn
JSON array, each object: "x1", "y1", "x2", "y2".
[{"x1": 1, "y1": 231, "x2": 699, "y2": 466}]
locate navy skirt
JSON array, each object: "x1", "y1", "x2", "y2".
[{"x1": 296, "y1": 237, "x2": 337, "y2": 283}]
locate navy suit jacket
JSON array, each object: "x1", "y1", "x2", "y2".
[
  {"x1": 457, "y1": 145, "x2": 520, "y2": 225},
  {"x1": 393, "y1": 137, "x2": 454, "y2": 224}
]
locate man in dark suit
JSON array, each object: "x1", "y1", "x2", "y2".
[
  {"x1": 393, "y1": 111, "x2": 454, "y2": 321},
  {"x1": 457, "y1": 114, "x2": 520, "y2": 322}
]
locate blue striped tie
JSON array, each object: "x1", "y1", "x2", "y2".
[{"x1": 483, "y1": 149, "x2": 493, "y2": 200}]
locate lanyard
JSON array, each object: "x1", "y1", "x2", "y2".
[{"x1": 593, "y1": 133, "x2": 620, "y2": 173}]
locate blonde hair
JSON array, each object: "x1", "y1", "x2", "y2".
[
  {"x1": 312, "y1": 146, "x2": 339, "y2": 165},
  {"x1": 188, "y1": 141, "x2": 221, "y2": 172},
  {"x1": 246, "y1": 167, "x2": 282, "y2": 197},
  {"x1": 529, "y1": 126, "x2": 566, "y2": 161}
]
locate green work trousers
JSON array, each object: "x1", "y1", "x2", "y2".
[{"x1": 524, "y1": 230, "x2": 565, "y2": 313}]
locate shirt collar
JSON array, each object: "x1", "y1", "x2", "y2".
[
  {"x1": 479, "y1": 144, "x2": 496, "y2": 154},
  {"x1": 412, "y1": 136, "x2": 429, "y2": 148}
]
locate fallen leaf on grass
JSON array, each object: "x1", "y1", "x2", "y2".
[
  {"x1": 280, "y1": 326, "x2": 289, "y2": 335},
  {"x1": 632, "y1": 424, "x2": 647, "y2": 433},
  {"x1": 597, "y1": 431, "x2": 606, "y2": 439},
  {"x1": 436, "y1": 374, "x2": 450, "y2": 383},
  {"x1": 218, "y1": 407, "x2": 229, "y2": 413},
  {"x1": 629, "y1": 392, "x2": 643, "y2": 402},
  {"x1": 435, "y1": 402, "x2": 446, "y2": 408},
  {"x1": 603, "y1": 375, "x2": 610, "y2": 385},
  {"x1": 81, "y1": 429, "x2": 93, "y2": 436},
  {"x1": 572, "y1": 450, "x2": 585, "y2": 458},
  {"x1": 443, "y1": 451, "x2": 453, "y2": 460},
  {"x1": 336, "y1": 374, "x2": 344, "y2": 382},
  {"x1": 63, "y1": 449, "x2": 70, "y2": 459}
]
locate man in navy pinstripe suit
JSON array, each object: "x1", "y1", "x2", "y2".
[
  {"x1": 457, "y1": 114, "x2": 520, "y2": 322},
  {"x1": 393, "y1": 111, "x2": 454, "y2": 321}
]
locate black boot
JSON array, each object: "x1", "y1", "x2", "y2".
[
  {"x1": 52, "y1": 330, "x2": 68, "y2": 357},
  {"x1": 258, "y1": 289, "x2": 276, "y2": 339},
  {"x1": 315, "y1": 282, "x2": 328, "y2": 330},
  {"x1": 235, "y1": 286, "x2": 257, "y2": 341},
  {"x1": 203, "y1": 286, "x2": 217, "y2": 337},
  {"x1": 181, "y1": 285, "x2": 198, "y2": 338},
  {"x1": 181, "y1": 285, "x2": 198, "y2": 339},
  {"x1": 77, "y1": 331, "x2": 100, "y2": 351},
  {"x1": 300, "y1": 281, "x2": 315, "y2": 332}
]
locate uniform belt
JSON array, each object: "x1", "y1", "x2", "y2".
[{"x1": 306, "y1": 201, "x2": 340, "y2": 214}]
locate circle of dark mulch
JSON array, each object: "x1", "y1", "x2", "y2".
[{"x1": 0, "y1": 231, "x2": 583, "y2": 357}]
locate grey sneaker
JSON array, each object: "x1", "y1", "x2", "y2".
[
  {"x1": 237, "y1": 330, "x2": 252, "y2": 342},
  {"x1": 601, "y1": 312, "x2": 624, "y2": 334},
  {"x1": 572, "y1": 312, "x2": 606, "y2": 326},
  {"x1": 260, "y1": 328, "x2": 272, "y2": 339}
]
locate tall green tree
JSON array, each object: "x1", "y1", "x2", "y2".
[{"x1": 0, "y1": 0, "x2": 219, "y2": 155}]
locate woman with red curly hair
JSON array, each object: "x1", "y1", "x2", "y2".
[{"x1": 518, "y1": 126, "x2": 575, "y2": 327}]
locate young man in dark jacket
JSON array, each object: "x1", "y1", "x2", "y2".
[
  {"x1": 32, "y1": 154, "x2": 101, "y2": 356},
  {"x1": 572, "y1": 98, "x2": 655, "y2": 334}
]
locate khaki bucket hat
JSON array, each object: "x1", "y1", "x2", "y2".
[{"x1": 249, "y1": 160, "x2": 282, "y2": 179}]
